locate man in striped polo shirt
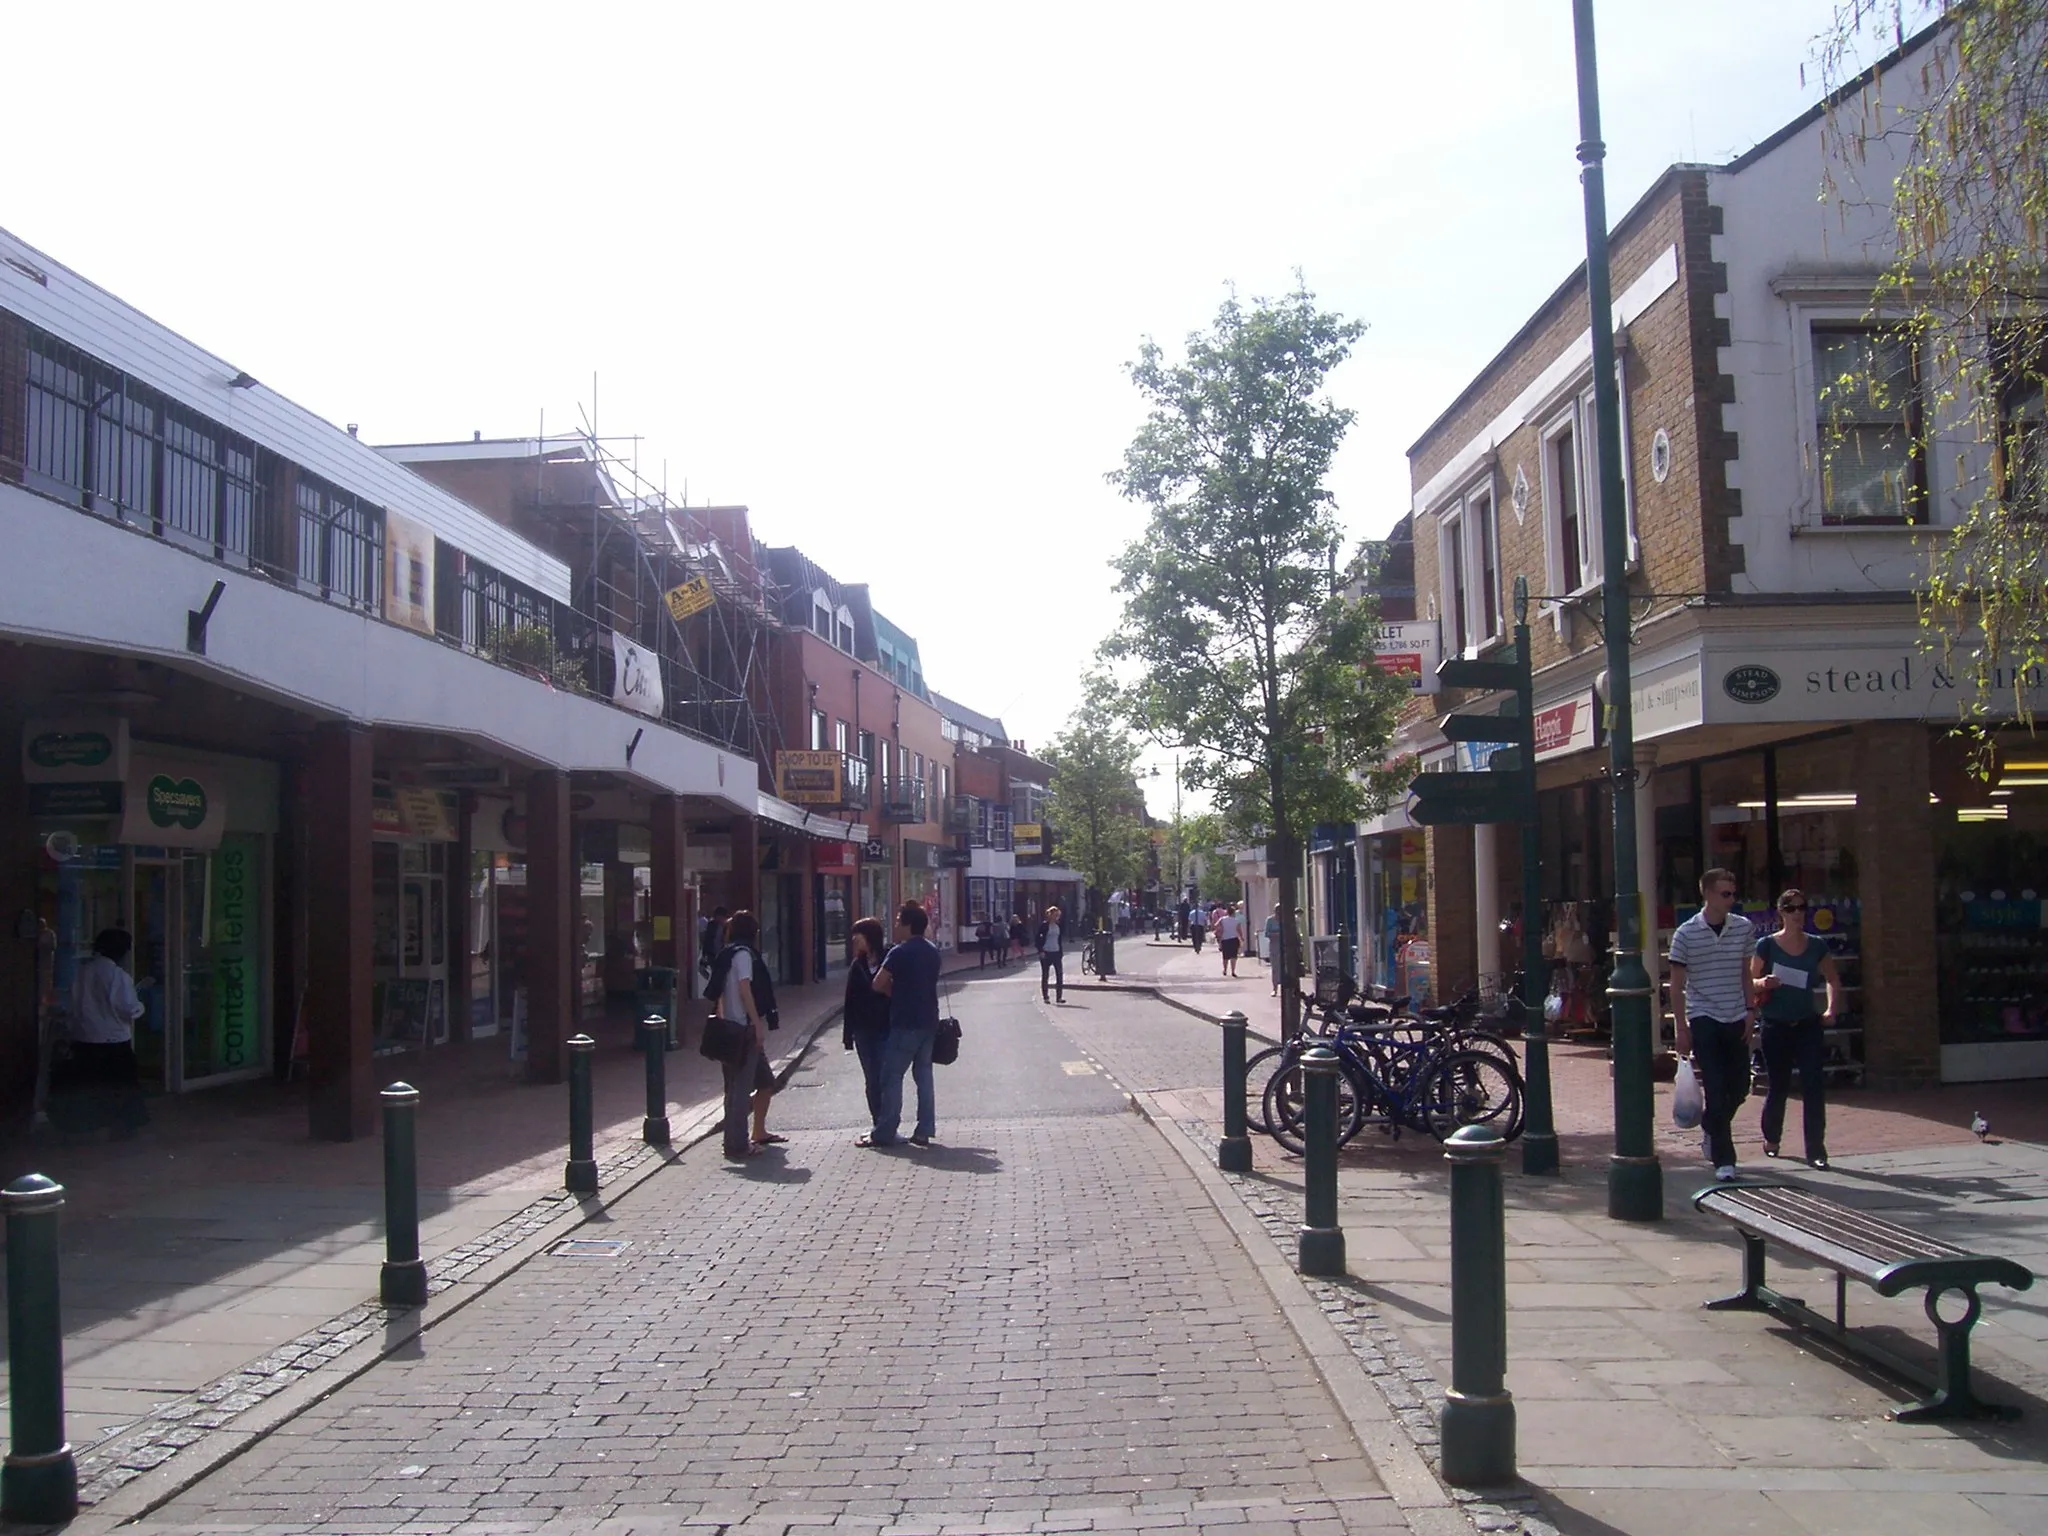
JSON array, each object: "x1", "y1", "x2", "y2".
[{"x1": 1669, "y1": 868, "x2": 1758, "y2": 1181}]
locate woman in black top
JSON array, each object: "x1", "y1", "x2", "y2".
[{"x1": 843, "y1": 917, "x2": 893, "y2": 1120}]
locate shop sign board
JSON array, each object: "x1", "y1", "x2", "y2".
[
  {"x1": 683, "y1": 838, "x2": 734, "y2": 872},
  {"x1": 610, "y1": 631, "x2": 665, "y2": 719},
  {"x1": 210, "y1": 836, "x2": 257, "y2": 1071},
  {"x1": 29, "y1": 782, "x2": 124, "y2": 819},
  {"x1": 383, "y1": 510, "x2": 436, "y2": 636},
  {"x1": 1371, "y1": 622, "x2": 1441, "y2": 694},
  {"x1": 1632, "y1": 657, "x2": 1704, "y2": 741},
  {"x1": 939, "y1": 844, "x2": 973, "y2": 868},
  {"x1": 120, "y1": 754, "x2": 227, "y2": 849},
  {"x1": 1533, "y1": 689, "x2": 1600, "y2": 762},
  {"x1": 776, "y1": 749, "x2": 844, "y2": 806},
  {"x1": 1704, "y1": 636, "x2": 2048, "y2": 724},
  {"x1": 663, "y1": 575, "x2": 715, "y2": 622},
  {"x1": 863, "y1": 839, "x2": 889, "y2": 863},
  {"x1": 374, "y1": 784, "x2": 458, "y2": 840},
  {"x1": 903, "y1": 837, "x2": 947, "y2": 871},
  {"x1": 1013, "y1": 822, "x2": 1044, "y2": 856},
  {"x1": 23, "y1": 717, "x2": 130, "y2": 783},
  {"x1": 423, "y1": 762, "x2": 508, "y2": 789}
]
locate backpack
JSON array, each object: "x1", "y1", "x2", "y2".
[{"x1": 702, "y1": 942, "x2": 780, "y2": 1029}]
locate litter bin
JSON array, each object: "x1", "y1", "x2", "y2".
[
  {"x1": 632, "y1": 967, "x2": 682, "y2": 1048},
  {"x1": 1090, "y1": 930, "x2": 1117, "y2": 978}
]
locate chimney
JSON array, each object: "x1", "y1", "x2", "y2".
[
  {"x1": 346, "y1": 423, "x2": 358, "y2": 438},
  {"x1": 473, "y1": 430, "x2": 482, "y2": 442}
]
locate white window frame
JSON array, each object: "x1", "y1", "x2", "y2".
[
  {"x1": 1538, "y1": 366, "x2": 1637, "y2": 630},
  {"x1": 1791, "y1": 304, "x2": 1932, "y2": 529},
  {"x1": 1435, "y1": 474, "x2": 1504, "y2": 658}
]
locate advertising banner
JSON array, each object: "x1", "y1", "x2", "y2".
[
  {"x1": 384, "y1": 510, "x2": 436, "y2": 636},
  {"x1": 1533, "y1": 689, "x2": 1600, "y2": 762},
  {"x1": 610, "y1": 631, "x2": 665, "y2": 718},
  {"x1": 776, "y1": 750, "x2": 845, "y2": 806}
]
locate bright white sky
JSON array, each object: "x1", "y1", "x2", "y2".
[{"x1": 7, "y1": 1, "x2": 1871, "y2": 817}]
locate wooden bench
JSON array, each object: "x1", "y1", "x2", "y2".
[{"x1": 1692, "y1": 1182, "x2": 2034, "y2": 1421}]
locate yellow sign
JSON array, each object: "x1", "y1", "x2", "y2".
[
  {"x1": 1013, "y1": 822, "x2": 1043, "y2": 856},
  {"x1": 664, "y1": 576, "x2": 715, "y2": 622},
  {"x1": 776, "y1": 749, "x2": 844, "y2": 806},
  {"x1": 652, "y1": 916, "x2": 672, "y2": 942}
]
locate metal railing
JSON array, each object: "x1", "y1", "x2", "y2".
[{"x1": 879, "y1": 776, "x2": 927, "y2": 824}]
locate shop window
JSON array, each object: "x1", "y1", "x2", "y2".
[
  {"x1": 1773, "y1": 734, "x2": 1861, "y2": 903},
  {"x1": 1698, "y1": 754, "x2": 1771, "y2": 904},
  {"x1": 1814, "y1": 324, "x2": 1925, "y2": 525},
  {"x1": 1993, "y1": 325, "x2": 2046, "y2": 517}
]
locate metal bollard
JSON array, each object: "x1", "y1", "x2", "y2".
[
  {"x1": 564, "y1": 1034, "x2": 599, "y2": 1194},
  {"x1": 379, "y1": 1084, "x2": 428, "y2": 1307},
  {"x1": 1217, "y1": 1011, "x2": 1253, "y2": 1173},
  {"x1": 1296, "y1": 1044, "x2": 1347, "y2": 1277},
  {"x1": 1440, "y1": 1125, "x2": 1516, "y2": 1487},
  {"x1": 3, "y1": 1175, "x2": 77, "y2": 1524},
  {"x1": 638, "y1": 1016, "x2": 672, "y2": 1146},
  {"x1": 1519, "y1": 1002, "x2": 1559, "y2": 1176}
]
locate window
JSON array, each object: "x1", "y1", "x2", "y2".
[
  {"x1": 1437, "y1": 483, "x2": 1501, "y2": 655},
  {"x1": 1540, "y1": 371, "x2": 1637, "y2": 609},
  {"x1": 1994, "y1": 326, "x2": 2046, "y2": 518},
  {"x1": 835, "y1": 718, "x2": 849, "y2": 755},
  {"x1": 295, "y1": 474, "x2": 382, "y2": 610},
  {"x1": 1813, "y1": 324, "x2": 1924, "y2": 525},
  {"x1": 810, "y1": 708, "x2": 827, "y2": 751},
  {"x1": 858, "y1": 729, "x2": 877, "y2": 770},
  {"x1": 835, "y1": 605, "x2": 855, "y2": 652}
]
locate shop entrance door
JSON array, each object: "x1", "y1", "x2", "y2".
[{"x1": 130, "y1": 852, "x2": 209, "y2": 1092}]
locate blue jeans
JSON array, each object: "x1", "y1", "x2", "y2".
[
  {"x1": 850, "y1": 1024, "x2": 889, "y2": 1122},
  {"x1": 873, "y1": 1025, "x2": 936, "y2": 1144}
]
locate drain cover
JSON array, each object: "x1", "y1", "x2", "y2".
[{"x1": 550, "y1": 1238, "x2": 629, "y2": 1258}]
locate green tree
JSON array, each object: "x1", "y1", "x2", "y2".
[
  {"x1": 1046, "y1": 676, "x2": 1151, "y2": 926},
  {"x1": 1103, "y1": 283, "x2": 1409, "y2": 1034},
  {"x1": 1818, "y1": 2, "x2": 2048, "y2": 726},
  {"x1": 1171, "y1": 810, "x2": 1240, "y2": 903}
]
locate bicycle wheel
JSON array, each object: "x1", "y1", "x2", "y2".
[
  {"x1": 1243, "y1": 1044, "x2": 1293, "y2": 1136},
  {"x1": 1263, "y1": 1057, "x2": 1368, "y2": 1156},
  {"x1": 1416, "y1": 1050, "x2": 1525, "y2": 1142}
]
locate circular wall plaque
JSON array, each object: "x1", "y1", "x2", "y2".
[{"x1": 1650, "y1": 427, "x2": 1672, "y2": 484}]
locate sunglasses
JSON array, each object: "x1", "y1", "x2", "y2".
[{"x1": 1780, "y1": 903, "x2": 1807, "y2": 912}]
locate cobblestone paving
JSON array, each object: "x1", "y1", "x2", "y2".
[{"x1": 132, "y1": 1079, "x2": 1402, "y2": 1532}]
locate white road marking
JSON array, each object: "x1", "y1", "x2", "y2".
[{"x1": 1061, "y1": 1061, "x2": 1099, "y2": 1076}]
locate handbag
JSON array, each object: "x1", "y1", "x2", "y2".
[
  {"x1": 934, "y1": 1017, "x2": 963, "y2": 1066},
  {"x1": 699, "y1": 1014, "x2": 749, "y2": 1065}
]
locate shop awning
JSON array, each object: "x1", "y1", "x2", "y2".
[{"x1": 754, "y1": 791, "x2": 867, "y2": 845}]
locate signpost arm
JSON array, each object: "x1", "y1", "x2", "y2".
[{"x1": 1573, "y1": 0, "x2": 1661, "y2": 1222}]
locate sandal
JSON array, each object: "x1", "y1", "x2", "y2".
[{"x1": 753, "y1": 1133, "x2": 787, "y2": 1145}]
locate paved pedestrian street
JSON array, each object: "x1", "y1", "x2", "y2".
[{"x1": 121, "y1": 972, "x2": 1401, "y2": 1536}]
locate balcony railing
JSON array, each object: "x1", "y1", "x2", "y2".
[
  {"x1": 943, "y1": 795, "x2": 975, "y2": 835},
  {"x1": 879, "y1": 777, "x2": 928, "y2": 825}
]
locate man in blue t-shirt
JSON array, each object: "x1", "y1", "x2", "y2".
[{"x1": 861, "y1": 902, "x2": 942, "y2": 1148}]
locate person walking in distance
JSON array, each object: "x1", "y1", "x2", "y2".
[
  {"x1": 1265, "y1": 909, "x2": 1283, "y2": 995},
  {"x1": 61, "y1": 927, "x2": 149, "y2": 1136},
  {"x1": 1669, "y1": 869, "x2": 1758, "y2": 1181},
  {"x1": 1008, "y1": 912, "x2": 1027, "y2": 965},
  {"x1": 1751, "y1": 888, "x2": 1842, "y2": 1169},
  {"x1": 860, "y1": 902, "x2": 942, "y2": 1148},
  {"x1": 1188, "y1": 902, "x2": 1208, "y2": 955},
  {"x1": 842, "y1": 917, "x2": 892, "y2": 1124},
  {"x1": 706, "y1": 911, "x2": 777, "y2": 1160},
  {"x1": 1036, "y1": 904, "x2": 1065, "y2": 1004},
  {"x1": 1214, "y1": 904, "x2": 1243, "y2": 977}
]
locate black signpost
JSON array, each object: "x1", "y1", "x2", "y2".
[{"x1": 1408, "y1": 579, "x2": 1557, "y2": 1173}]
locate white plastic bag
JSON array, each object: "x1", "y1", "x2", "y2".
[{"x1": 1671, "y1": 1058, "x2": 1704, "y2": 1131}]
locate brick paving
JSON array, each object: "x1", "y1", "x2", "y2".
[{"x1": 125, "y1": 984, "x2": 1404, "y2": 1535}]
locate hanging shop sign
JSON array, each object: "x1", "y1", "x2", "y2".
[
  {"x1": 119, "y1": 753, "x2": 228, "y2": 850},
  {"x1": 422, "y1": 762, "x2": 508, "y2": 789},
  {"x1": 776, "y1": 749, "x2": 845, "y2": 806},
  {"x1": 373, "y1": 783, "x2": 458, "y2": 840},
  {"x1": 1533, "y1": 689, "x2": 1601, "y2": 762},
  {"x1": 610, "y1": 632, "x2": 665, "y2": 719},
  {"x1": 383, "y1": 510, "x2": 436, "y2": 636},
  {"x1": 863, "y1": 839, "x2": 889, "y2": 863},
  {"x1": 683, "y1": 837, "x2": 734, "y2": 873},
  {"x1": 903, "y1": 837, "x2": 947, "y2": 872},
  {"x1": 663, "y1": 575, "x2": 716, "y2": 622},
  {"x1": 23, "y1": 717, "x2": 130, "y2": 784},
  {"x1": 1013, "y1": 822, "x2": 1044, "y2": 856},
  {"x1": 1370, "y1": 622, "x2": 1442, "y2": 695}
]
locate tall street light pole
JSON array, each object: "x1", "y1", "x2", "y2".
[{"x1": 1572, "y1": 0, "x2": 1662, "y2": 1222}]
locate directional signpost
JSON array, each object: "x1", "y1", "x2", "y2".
[{"x1": 1408, "y1": 578, "x2": 1557, "y2": 1173}]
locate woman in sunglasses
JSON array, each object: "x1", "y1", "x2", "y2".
[{"x1": 1750, "y1": 888, "x2": 1844, "y2": 1168}]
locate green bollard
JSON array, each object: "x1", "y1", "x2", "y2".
[
  {"x1": 379, "y1": 1084, "x2": 428, "y2": 1307},
  {"x1": 1218, "y1": 1011, "x2": 1253, "y2": 1173},
  {"x1": 1518, "y1": 1000, "x2": 1559, "y2": 1177},
  {"x1": 1297, "y1": 1044, "x2": 1347, "y2": 1277},
  {"x1": 638, "y1": 1016, "x2": 672, "y2": 1146},
  {"x1": 3, "y1": 1175, "x2": 77, "y2": 1524},
  {"x1": 1440, "y1": 1125, "x2": 1516, "y2": 1487},
  {"x1": 565, "y1": 1034, "x2": 599, "y2": 1194}
]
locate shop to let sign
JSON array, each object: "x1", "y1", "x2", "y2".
[
  {"x1": 664, "y1": 576, "x2": 715, "y2": 622},
  {"x1": 776, "y1": 750, "x2": 845, "y2": 806},
  {"x1": 1370, "y1": 622, "x2": 1442, "y2": 695}
]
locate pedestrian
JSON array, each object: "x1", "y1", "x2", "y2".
[
  {"x1": 1008, "y1": 912, "x2": 1027, "y2": 963},
  {"x1": 705, "y1": 911, "x2": 781, "y2": 1158},
  {"x1": 1669, "y1": 868, "x2": 1758, "y2": 1182},
  {"x1": 860, "y1": 902, "x2": 942, "y2": 1148},
  {"x1": 1188, "y1": 902, "x2": 1208, "y2": 955},
  {"x1": 1752, "y1": 888, "x2": 1842, "y2": 1169},
  {"x1": 697, "y1": 905, "x2": 729, "y2": 983},
  {"x1": 1036, "y1": 904, "x2": 1066, "y2": 1004},
  {"x1": 974, "y1": 917, "x2": 992, "y2": 968},
  {"x1": 842, "y1": 916, "x2": 891, "y2": 1122},
  {"x1": 1214, "y1": 904, "x2": 1242, "y2": 977},
  {"x1": 56, "y1": 927, "x2": 149, "y2": 1137},
  {"x1": 1265, "y1": 909, "x2": 1283, "y2": 994}
]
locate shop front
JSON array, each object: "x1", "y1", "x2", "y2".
[
  {"x1": 859, "y1": 838, "x2": 894, "y2": 930},
  {"x1": 813, "y1": 841, "x2": 857, "y2": 977},
  {"x1": 371, "y1": 781, "x2": 460, "y2": 1053},
  {"x1": 902, "y1": 837, "x2": 949, "y2": 948},
  {"x1": 28, "y1": 725, "x2": 278, "y2": 1092}
]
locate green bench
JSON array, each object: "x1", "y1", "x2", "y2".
[{"x1": 1693, "y1": 1181, "x2": 2034, "y2": 1421}]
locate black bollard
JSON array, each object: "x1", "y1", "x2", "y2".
[
  {"x1": 3, "y1": 1175, "x2": 77, "y2": 1524},
  {"x1": 1519, "y1": 1000, "x2": 1559, "y2": 1176},
  {"x1": 565, "y1": 1034, "x2": 599, "y2": 1194},
  {"x1": 379, "y1": 1084, "x2": 428, "y2": 1307},
  {"x1": 1440, "y1": 1125, "x2": 1516, "y2": 1487},
  {"x1": 1217, "y1": 1010, "x2": 1253, "y2": 1173},
  {"x1": 1296, "y1": 1044, "x2": 1347, "y2": 1277},
  {"x1": 638, "y1": 1016, "x2": 672, "y2": 1146}
]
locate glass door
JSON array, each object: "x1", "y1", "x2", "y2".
[{"x1": 131, "y1": 857, "x2": 174, "y2": 1090}]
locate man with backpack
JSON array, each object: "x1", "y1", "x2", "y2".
[{"x1": 703, "y1": 910, "x2": 782, "y2": 1158}]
